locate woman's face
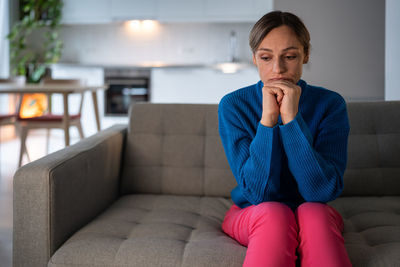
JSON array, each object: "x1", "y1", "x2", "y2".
[{"x1": 252, "y1": 25, "x2": 309, "y2": 84}]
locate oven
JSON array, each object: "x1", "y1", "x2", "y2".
[{"x1": 104, "y1": 68, "x2": 151, "y2": 116}]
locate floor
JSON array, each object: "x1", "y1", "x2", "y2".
[{"x1": 0, "y1": 128, "x2": 82, "y2": 267}]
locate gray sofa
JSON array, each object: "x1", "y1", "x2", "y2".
[{"x1": 13, "y1": 101, "x2": 400, "y2": 267}]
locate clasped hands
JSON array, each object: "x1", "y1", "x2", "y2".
[{"x1": 261, "y1": 80, "x2": 301, "y2": 127}]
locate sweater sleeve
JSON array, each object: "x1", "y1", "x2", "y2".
[
  {"x1": 279, "y1": 97, "x2": 350, "y2": 202},
  {"x1": 218, "y1": 96, "x2": 283, "y2": 205}
]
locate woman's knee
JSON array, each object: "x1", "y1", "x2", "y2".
[
  {"x1": 249, "y1": 202, "x2": 296, "y2": 229},
  {"x1": 297, "y1": 202, "x2": 327, "y2": 215},
  {"x1": 296, "y1": 202, "x2": 343, "y2": 231}
]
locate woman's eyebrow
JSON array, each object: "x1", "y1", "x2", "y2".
[
  {"x1": 258, "y1": 46, "x2": 300, "y2": 52},
  {"x1": 282, "y1": 46, "x2": 300, "y2": 52}
]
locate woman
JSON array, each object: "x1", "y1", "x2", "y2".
[{"x1": 218, "y1": 11, "x2": 352, "y2": 267}]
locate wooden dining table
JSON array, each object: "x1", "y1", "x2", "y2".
[{"x1": 0, "y1": 82, "x2": 107, "y2": 146}]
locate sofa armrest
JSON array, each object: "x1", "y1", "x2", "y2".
[{"x1": 13, "y1": 124, "x2": 127, "y2": 267}]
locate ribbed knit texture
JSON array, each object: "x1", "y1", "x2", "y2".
[{"x1": 218, "y1": 79, "x2": 350, "y2": 209}]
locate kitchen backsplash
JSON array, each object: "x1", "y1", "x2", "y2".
[{"x1": 57, "y1": 22, "x2": 254, "y2": 66}]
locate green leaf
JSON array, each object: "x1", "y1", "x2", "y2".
[
  {"x1": 30, "y1": 65, "x2": 46, "y2": 82},
  {"x1": 9, "y1": 0, "x2": 64, "y2": 81}
]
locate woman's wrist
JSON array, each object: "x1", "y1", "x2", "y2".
[
  {"x1": 281, "y1": 113, "x2": 297, "y2": 125},
  {"x1": 261, "y1": 113, "x2": 278, "y2": 127}
]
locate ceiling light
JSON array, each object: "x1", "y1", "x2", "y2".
[{"x1": 126, "y1": 20, "x2": 141, "y2": 31}]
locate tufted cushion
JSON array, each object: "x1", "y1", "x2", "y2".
[
  {"x1": 120, "y1": 104, "x2": 236, "y2": 197},
  {"x1": 122, "y1": 102, "x2": 400, "y2": 198},
  {"x1": 329, "y1": 197, "x2": 400, "y2": 266},
  {"x1": 49, "y1": 195, "x2": 400, "y2": 267},
  {"x1": 343, "y1": 101, "x2": 400, "y2": 196},
  {"x1": 49, "y1": 195, "x2": 246, "y2": 267}
]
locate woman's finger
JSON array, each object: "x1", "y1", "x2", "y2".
[
  {"x1": 266, "y1": 86, "x2": 284, "y2": 101},
  {"x1": 267, "y1": 80, "x2": 301, "y2": 95}
]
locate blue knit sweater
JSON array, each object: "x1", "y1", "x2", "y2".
[{"x1": 218, "y1": 79, "x2": 350, "y2": 209}]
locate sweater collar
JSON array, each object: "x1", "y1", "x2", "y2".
[{"x1": 298, "y1": 79, "x2": 307, "y2": 104}]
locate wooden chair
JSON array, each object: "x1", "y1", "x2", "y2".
[
  {"x1": 0, "y1": 113, "x2": 16, "y2": 126},
  {"x1": 0, "y1": 77, "x2": 21, "y2": 130},
  {"x1": 0, "y1": 114, "x2": 16, "y2": 144},
  {"x1": 17, "y1": 79, "x2": 85, "y2": 167},
  {"x1": 0, "y1": 78, "x2": 32, "y2": 164}
]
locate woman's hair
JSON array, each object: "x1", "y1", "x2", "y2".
[{"x1": 249, "y1": 11, "x2": 310, "y2": 57}]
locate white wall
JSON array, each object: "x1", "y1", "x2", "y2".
[
  {"x1": 0, "y1": 0, "x2": 9, "y2": 78},
  {"x1": 0, "y1": 0, "x2": 10, "y2": 114},
  {"x1": 275, "y1": 0, "x2": 385, "y2": 101},
  {"x1": 385, "y1": 0, "x2": 400, "y2": 100}
]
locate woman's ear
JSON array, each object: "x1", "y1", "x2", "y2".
[
  {"x1": 252, "y1": 53, "x2": 257, "y2": 65},
  {"x1": 303, "y1": 54, "x2": 309, "y2": 64}
]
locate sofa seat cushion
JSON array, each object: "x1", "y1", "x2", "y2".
[
  {"x1": 49, "y1": 194, "x2": 246, "y2": 267},
  {"x1": 330, "y1": 196, "x2": 400, "y2": 266},
  {"x1": 49, "y1": 195, "x2": 400, "y2": 267}
]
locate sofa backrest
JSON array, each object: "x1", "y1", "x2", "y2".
[
  {"x1": 121, "y1": 101, "x2": 400, "y2": 198},
  {"x1": 120, "y1": 103, "x2": 236, "y2": 197},
  {"x1": 342, "y1": 101, "x2": 400, "y2": 196}
]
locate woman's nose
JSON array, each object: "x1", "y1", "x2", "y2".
[{"x1": 272, "y1": 58, "x2": 286, "y2": 73}]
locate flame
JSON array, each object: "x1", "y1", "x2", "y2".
[{"x1": 19, "y1": 93, "x2": 48, "y2": 118}]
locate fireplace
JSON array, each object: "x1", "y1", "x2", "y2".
[{"x1": 19, "y1": 93, "x2": 48, "y2": 118}]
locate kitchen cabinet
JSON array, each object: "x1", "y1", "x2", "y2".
[
  {"x1": 62, "y1": 0, "x2": 111, "y2": 24},
  {"x1": 204, "y1": 0, "x2": 274, "y2": 22},
  {"x1": 62, "y1": 0, "x2": 157, "y2": 23},
  {"x1": 61, "y1": 0, "x2": 273, "y2": 24},
  {"x1": 150, "y1": 66, "x2": 259, "y2": 104},
  {"x1": 158, "y1": 0, "x2": 273, "y2": 22},
  {"x1": 157, "y1": 0, "x2": 204, "y2": 22},
  {"x1": 205, "y1": 0, "x2": 253, "y2": 21},
  {"x1": 110, "y1": 0, "x2": 157, "y2": 21}
]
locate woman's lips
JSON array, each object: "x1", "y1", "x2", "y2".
[{"x1": 269, "y1": 78, "x2": 294, "y2": 83}]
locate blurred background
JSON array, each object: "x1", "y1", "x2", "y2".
[{"x1": 0, "y1": 0, "x2": 400, "y2": 266}]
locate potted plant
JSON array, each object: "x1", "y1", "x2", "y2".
[{"x1": 7, "y1": 0, "x2": 64, "y2": 83}]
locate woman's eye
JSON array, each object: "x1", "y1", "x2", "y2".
[
  {"x1": 261, "y1": 56, "x2": 271, "y2": 61},
  {"x1": 286, "y1": 55, "x2": 297, "y2": 60}
]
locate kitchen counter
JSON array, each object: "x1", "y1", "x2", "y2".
[{"x1": 49, "y1": 62, "x2": 260, "y2": 120}]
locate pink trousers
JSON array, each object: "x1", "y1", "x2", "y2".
[{"x1": 222, "y1": 202, "x2": 352, "y2": 267}]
